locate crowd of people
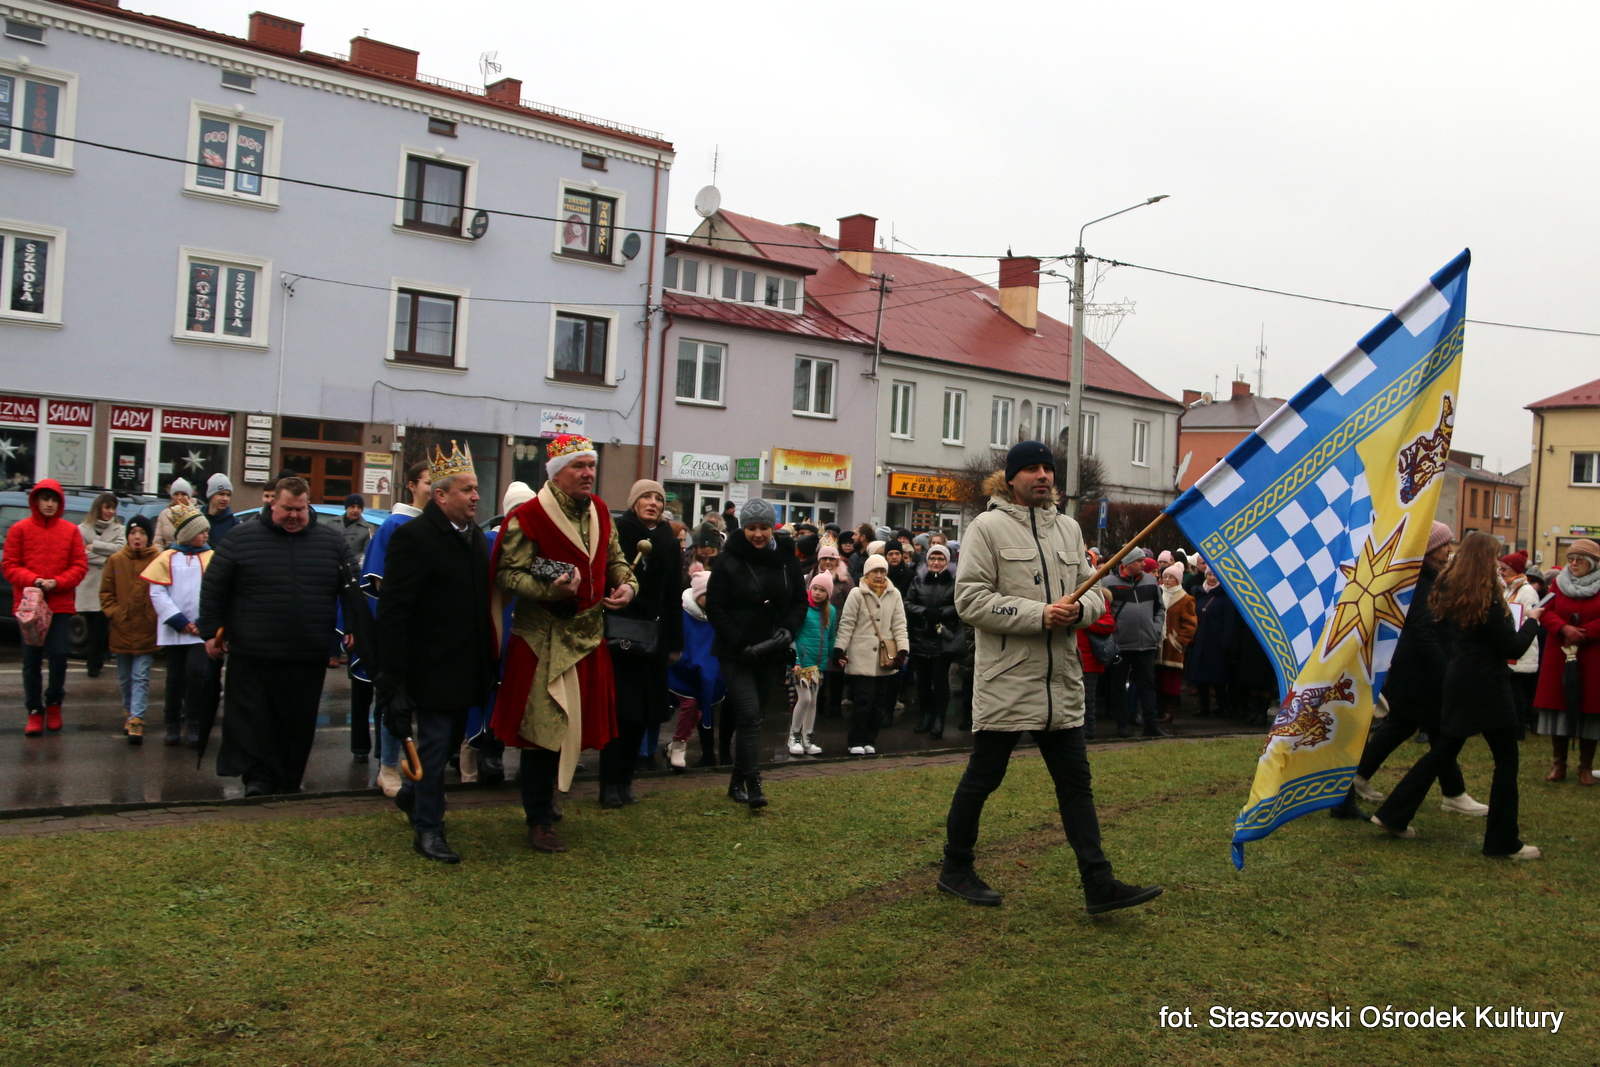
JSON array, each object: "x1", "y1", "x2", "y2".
[{"x1": 5, "y1": 435, "x2": 1597, "y2": 885}]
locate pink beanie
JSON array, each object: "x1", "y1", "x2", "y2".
[
  {"x1": 1427, "y1": 521, "x2": 1453, "y2": 553},
  {"x1": 809, "y1": 571, "x2": 834, "y2": 596},
  {"x1": 1164, "y1": 563, "x2": 1184, "y2": 584},
  {"x1": 689, "y1": 570, "x2": 710, "y2": 599},
  {"x1": 817, "y1": 544, "x2": 840, "y2": 561}
]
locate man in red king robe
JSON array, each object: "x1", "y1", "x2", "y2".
[{"x1": 491, "y1": 434, "x2": 636, "y2": 852}]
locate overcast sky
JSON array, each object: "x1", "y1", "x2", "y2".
[{"x1": 159, "y1": 0, "x2": 1598, "y2": 473}]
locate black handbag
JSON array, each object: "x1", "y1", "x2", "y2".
[
  {"x1": 1087, "y1": 630, "x2": 1120, "y2": 666},
  {"x1": 606, "y1": 614, "x2": 659, "y2": 655}
]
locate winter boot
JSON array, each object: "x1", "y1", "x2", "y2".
[
  {"x1": 696, "y1": 725, "x2": 717, "y2": 767},
  {"x1": 24, "y1": 712, "x2": 44, "y2": 737},
  {"x1": 745, "y1": 772, "x2": 769, "y2": 810},
  {"x1": 913, "y1": 711, "x2": 933, "y2": 734},
  {"x1": 1579, "y1": 740, "x2": 1597, "y2": 787},
  {"x1": 929, "y1": 715, "x2": 945, "y2": 741},
  {"x1": 667, "y1": 739, "x2": 688, "y2": 770},
  {"x1": 1548, "y1": 737, "x2": 1570, "y2": 782},
  {"x1": 726, "y1": 770, "x2": 748, "y2": 804},
  {"x1": 599, "y1": 782, "x2": 624, "y2": 809},
  {"x1": 937, "y1": 864, "x2": 1002, "y2": 907},
  {"x1": 45, "y1": 705, "x2": 62, "y2": 732},
  {"x1": 183, "y1": 717, "x2": 200, "y2": 747},
  {"x1": 164, "y1": 720, "x2": 182, "y2": 747},
  {"x1": 126, "y1": 717, "x2": 144, "y2": 745}
]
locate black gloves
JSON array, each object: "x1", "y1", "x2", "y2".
[
  {"x1": 741, "y1": 628, "x2": 794, "y2": 662},
  {"x1": 375, "y1": 672, "x2": 415, "y2": 740},
  {"x1": 832, "y1": 648, "x2": 848, "y2": 670}
]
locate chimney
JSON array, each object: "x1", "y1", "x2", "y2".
[
  {"x1": 1231, "y1": 379, "x2": 1252, "y2": 400},
  {"x1": 837, "y1": 214, "x2": 876, "y2": 274},
  {"x1": 1182, "y1": 389, "x2": 1202, "y2": 407},
  {"x1": 485, "y1": 77, "x2": 522, "y2": 104},
  {"x1": 348, "y1": 36, "x2": 419, "y2": 79},
  {"x1": 789, "y1": 222, "x2": 821, "y2": 234},
  {"x1": 998, "y1": 256, "x2": 1040, "y2": 330},
  {"x1": 248, "y1": 12, "x2": 303, "y2": 53}
]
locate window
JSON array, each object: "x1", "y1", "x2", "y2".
[
  {"x1": 793, "y1": 357, "x2": 836, "y2": 417},
  {"x1": 173, "y1": 248, "x2": 271, "y2": 347},
  {"x1": 890, "y1": 382, "x2": 914, "y2": 438},
  {"x1": 220, "y1": 70, "x2": 256, "y2": 92},
  {"x1": 675, "y1": 340, "x2": 725, "y2": 404},
  {"x1": 581, "y1": 152, "x2": 607, "y2": 171},
  {"x1": 1037, "y1": 402, "x2": 1059, "y2": 445},
  {"x1": 427, "y1": 116, "x2": 457, "y2": 137},
  {"x1": 763, "y1": 487, "x2": 840, "y2": 527},
  {"x1": 1573, "y1": 452, "x2": 1599, "y2": 486},
  {"x1": 185, "y1": 105, "x2": 280, "y2": 204},
  {"x1": 6, "y1": 19, "x2": 45, "y2": 44},
  {"x1": 990, "y1": 397, "x2": 1013, "y2": 448},
  {"x1": 740, "y1": 270, "x2": 757, "y2": 303},
  {"x1": 1131, "y1": 419, "x2": 1150, "y2": 466},
  {"x1": 552, "y1": 311, "x2": 611, "y2": 383},
  {"x1": 0, "y1": 61, "x2": 75, "y2": 170},
  {"x1": 281, "y1": 418, "x2": 362, "y2": 443},
  {"x1": 1469, "y1": 487, "x2": 1478, "y2": 518},
  {"x1": 559, "y1": 188, "x2": 616, "y2": 261},
  {"x1": 942, "y1": 389, "x2": 965, "y2": 444},
  {"x1": 393, "y1": 289, "x2": 460, "y2": 368},
  {"x1": 782, "y1": 278, "x2": 799, "y2": 310},
  {"x1": 402, "y1": 156, "x2": 467, "y2": 235},
  {"x1": 1080, "y1": 411, "x2": 1099, "y2": 456},
  {"x1": 664, "y1": 255, "x2": 701, "y2": 294},
  {"x1": 0, "y1": 220, "x2": 65, "y2": 325}
]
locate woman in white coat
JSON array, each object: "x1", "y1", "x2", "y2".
[
  {"x1": 1500, "y1": 551, "x2": 1540, "y2": 735},
  {"x1": 832, "y1": 554, "x2": 909, "y2": 755},
  {"x1": 76, "y1": 492, "x2": 125, "y2": 678},
  {"x1": 141, "y1": 509, "x2": 220, "y2": 747}
]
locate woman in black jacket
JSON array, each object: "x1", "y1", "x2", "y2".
[
  {"x1": 1185, "y1": 570, "x2": 1240, "y2": 718},
  {"x1": 904, "y1": 543, "x2": 962, "y2": 738},
  {"x1": 704, "y1": 499, "x2": 806, "y2": 809},
  {"x1": 1373, "y1": 532, "x2": 1543, "y2": 859},
  {"x1": 601, "y1": 481, "x2": 686, "y2": 807}
]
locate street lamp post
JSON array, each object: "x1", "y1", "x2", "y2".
[{"x1": 1064, "y1": 195, "x2": 1168, "y2": 513}]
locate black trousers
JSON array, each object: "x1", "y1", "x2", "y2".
[
  {"x1": 717, "y1": 655, "x2": 788, "y2": 777},
  {"x1": 161, "y1": 643, "x2": 220, "y2": 730},
  {"x1": 1358, "y1": 700, "x2": 1464, "y2": 796},
  {"x1": 1375, "y1": 729, "x2": 1522, "y2": 855},
  {"x1": 848, "y1": 674, "x2": 896, "y2": 746},
  {"x1": 397, "y1": 707, "x2": 467, "y2": 834},
  {"x1": 1102, "y1": 649, "x2": 1157, "y2": 733},
  {"x1": 518, "y1": 746, "x2": 561, "y2": 825},
  {"x1": 348, "y1": 676, "x2": 374, "y2": 756},
  {"x1": 820, "y1": 669, "x2": 846, "y2": 718},
  {"x1": 82, "y1": 611, "x2": 110, "y2": 674},
  {"x1": 600, "y1": 720, "x2": 648, "y2": 787},
  {"x1": 1081, "y1": 672, "x2": 1101, "y2": 736},
  {"x1": 913, "y1": 655, "x2": 953, "y2": 727},
  {"x1": 944, "y1": 727, "x2": 1114, "y2": 890},
  {"x1": 214, "y1": 656, "x2": 326, "y2": 794}
]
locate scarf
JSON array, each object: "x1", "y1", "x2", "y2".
[
  {"x1": 1202, "y1": 575, "x2": 1220, "y2": 593},
  {"x1": 1556, "y1": 564, "x2": 1600, "y2": 601},
  {"x1": 1160, "y1": 583, "x2": 1187, "y2": 611}
]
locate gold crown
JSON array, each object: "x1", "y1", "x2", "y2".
[{"x1": 429, "y1": 439, "x2": 475, "y2": 481}]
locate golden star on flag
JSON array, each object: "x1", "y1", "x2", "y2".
[{"x1": 1322, "y1": 517, "x2": 1423, "y2": 679}]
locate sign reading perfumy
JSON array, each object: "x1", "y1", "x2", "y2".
[
  {"x1": 161, "y1": 410, "x2": 232, "y2": 438},
  {"x1": 670, "y1": 452, "x2": 731, "y2": 482}
]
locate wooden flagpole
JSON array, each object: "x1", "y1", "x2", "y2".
[{"x1": 1063, "y1": 510, "x2": 1173, "y2": 604}]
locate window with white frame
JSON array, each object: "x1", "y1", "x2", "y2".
[
  {"x1": 890, "y1": 382, "x2": 914, "y2": 438},
  {"x1": 0, "y1": 220, "x2": 64, "y2": 325},
  {"x1": 1080, "y1": 411, "x2": 1099, "y2": 456},
  {"x1": 793, "y1": 356, "x2": 835, "y2": 417},
  {"x1": 990, "y1": 397, "x2": 1014, "y2": 448},
  {"x1": 0, "y1": 61, "x2": 75, "y2": 171},
  {"x1": 550, "y1": 309, "x2": 615, "y2": 384},
  {"x1": 675, "y1": 339, "x2": 725, "y2": 404},
  {"x1": 186, "y1": 104, "x2": 281, "y2": 205},
  {"x1": 1036, "y1": 402, "x2": 1059, "y2": 445},
  {"x1": 173, "y1": 248, "x2": 270, "y2": 347},
  {"x1": 557, "y1": 185, "x2": 619, "y2": 262},
  {"x1": 1131, "y1": 419, "x2": 1150, "y2": 466},
  {"x1": 942, "y1": 388, "x2": 965, "y2": 444},
  {"x1": 663, "y1": 255, "x2": 703, "y2": 295},
  {"x1": 1573, "y1": 452, "x2": 1600, "y2": 486},
  {"x1": 392, "y1": 288, "x2": 462, "y2": 368}
]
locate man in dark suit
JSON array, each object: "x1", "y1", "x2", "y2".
[{"x1": 374, "y1": 443, "x2": 498, "y2": 863}]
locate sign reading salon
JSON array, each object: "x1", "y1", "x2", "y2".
[{"x1": 670, "y1": 451, "x2": 731, "y2": 482}]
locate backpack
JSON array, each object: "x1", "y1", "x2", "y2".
[{"x1": 16, "y1": 586, "x2": 52, "y2": 646}]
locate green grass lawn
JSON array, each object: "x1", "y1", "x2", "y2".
[{"x1": 1, "y1": 736, "x2": 1595, "y2": 1067}]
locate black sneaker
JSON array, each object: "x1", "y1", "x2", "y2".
[
  {"x1": 1085, "y1": 879, "x2": 1163, "y2": 915},
  {"x1": 1327, "y1": 797, "x2": 1370, "y2": 821},
  {"x1": 937, "y1": 865, "x2": 1002, "y2": 907}
]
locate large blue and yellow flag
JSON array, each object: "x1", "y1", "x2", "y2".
[{"x1": 1168, "y1": 250, "x2": 1468, "y2": 868}]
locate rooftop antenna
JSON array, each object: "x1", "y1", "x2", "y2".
[
  {"x1": 479, "y1": 51, "x2": 502, "y2": 85},
  {"x1": 1255, "y1": 324, "x2": 1267, "y2": 396},
  {"x1": 711, "y1": 145, "x2": 720, "y2": 186}
]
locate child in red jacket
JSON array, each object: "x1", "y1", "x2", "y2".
[
  {"x1": 1077, "y1": 603, "x2": 1117, "y2": 741},
  {"x1": 2, "y1": 479, "x2": 88, "y2": 735}
]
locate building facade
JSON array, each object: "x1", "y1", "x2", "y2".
[
  {"x1": 1526, "y1": 376, "x2": 1600, "y2": 567},
  {"x1": 0, "y1": 0, "x2": 673, "y2": 518},
  {"x1": 1436, "y1": 450, "x2": 1520, "y2": 548},
  {"x1": 1175, "y1": 381, "x2": 1283, "y2": 491}
]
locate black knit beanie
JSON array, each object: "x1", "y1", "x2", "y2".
[{"x1": 1005, "y1": 440, "x2": 1054, "y2": 482}]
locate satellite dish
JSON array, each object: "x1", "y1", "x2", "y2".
[
  {"x1": 621, "y1": 232, "x2": 642, "y2": 260},
  {"x1": 693, "y1": 185, "x2": 722, "y2": 218}
]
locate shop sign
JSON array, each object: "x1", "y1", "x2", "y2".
[
  {"x1": 911, "y1": 508, "x2": 939, "y2": 532},
  {"x1": 0, "y1": 395, "x2": 39, "y2": 424},
  {"x1": 246, "y1": 428, "x2": 273, "y2": 442},
  {"x1": 245, "y1": 443, "x2": 271, "y2": 456},
  {"x1": 539, "y1": 408, "x2": 585, "y2": 438},
  {"x1": 734, "y1": 457, "x2": 762, "y2": 481},
  {"x1": 670, "y1": 451, "x2": 731, "y2": 482},
  {"x1": 46, "y1": 399, "x2": 93, "y2": 427},
  {"x1": 247, "y1": 414, "x2": 273, "y2": 429},
  {"x1": 161, "y1": 409, "x2": 232, "y2": 438},
  {"x1": 1572, "y1": 525, "x2": 1597, "y2": 536},
  {"x1": 727, "y1": 483, "x2": 749, "y2": 503},
  {"x1": 770, "y1": 448, "x2": 851, "y2": 491},
  {"x1": 110, "y1": 405, "x2": 153, "y2": 432},
  {"x1": 887, "y1": 472, "x2": 961, "y2": 501},
  {"x1": 244, "y1": 455, "x2": 271, "y2": 470}
]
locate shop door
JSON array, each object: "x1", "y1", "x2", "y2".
[
  {"x1": 694, "y1": 485, "x2": 724, "y2": 525},
  {"x1": 110, "y1": 439, "x2": 147, "y2": 493},
  {"x1": 281, "y1": 448, "x2": 357, "y2": 505}
]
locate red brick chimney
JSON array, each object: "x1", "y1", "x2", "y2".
[
  {"x1": 1231, "y1": 379, "x2": 1252, "y2": 400},
  {"x1": 837, "y1": 214, "x2": 876, "y2": 275},
  {"x1": 349, "y1": 36, "x2": 419, "y2": 79},
  {"x1": 485, "y1": 77, "x2": 522, "y2": 103},
  {"x1": 998, "y1": 256, "x2": 1040, "y2": 330},
  {"x1": 1182, "y1": 389, "x2": 1203, "y2": 406},
  {"x1": 248, "y1": 12, "x2": 303, "y2": 53}
]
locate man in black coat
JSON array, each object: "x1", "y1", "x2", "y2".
[
  {"x1": 200, "y1": 477, "x2": 351, "y2": 796},
  {"x1": 374, "y1": 452, "x2": 497, "y2": 863},
  {"x1": 601, "y1": 480, "x2": 686, "y2": 807}
]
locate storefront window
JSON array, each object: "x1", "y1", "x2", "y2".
[
  {"x1": 762, "y1": 487, "x2": 839, "y2": 527},
  {"x1": 157, "y1": 439, "x2": 229, "y2": 497},
  {"x1": 0, "y1": 425, "x2": 36, "y2": 488}
]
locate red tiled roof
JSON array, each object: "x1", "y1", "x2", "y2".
[
  {"x1": 41, "y1": 0, "x2": 672, "y2": 151},
  {"x1": 663, "y1": 292, "x2": 873, "y2": 346},
  {"x1": 699, "y1": 211, "x2": 1178, "y2": 406},
  {"x1": 1527, "y1": 376, "x2": 1600, "y2": 410}
]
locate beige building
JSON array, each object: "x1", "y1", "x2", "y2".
[{"x1": 1526, "y1": 376, "x2": 1600, "y2": 567}]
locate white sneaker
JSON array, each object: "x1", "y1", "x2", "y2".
[
  {"x1": 1441, "y1": 792, "x2": 1489, "y2": 817},
  {"x1": 1371, "y1": 814, "x2": 1417, "y2": 839},
  {"x1": 667, "y1": 739, "x2": 688, "y2": 768},
  {"x1": 376, "y1": 763, "x2": 402, "y2": 798},
  {"x1": 1507, "y1": 844, "x2": 1542, "y2": 861},
  {"x1": 848, "y1": 746, "x2": 867, "y2": 756},
  {"x1": 787, "y1": 737, "x2": 805, "y2": 756},
  {"x1": 1352, "y1": 774, "x2": 1386, "y2": 802},
  {"x1": 863, "y1": 745, "x2": 876, "y2": 755},
  {"x1": 802, "y1": 738, "x2": 822, "y2": 756}
]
